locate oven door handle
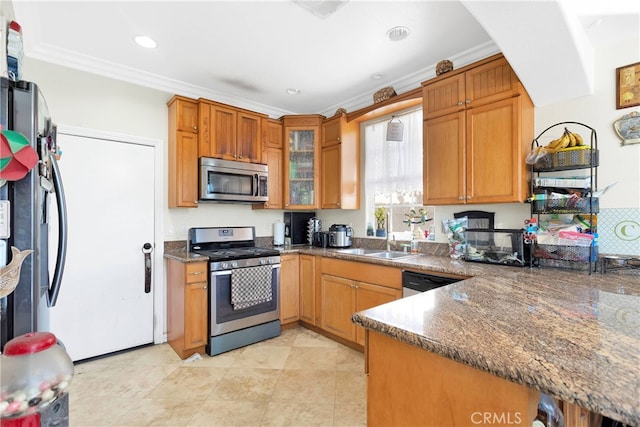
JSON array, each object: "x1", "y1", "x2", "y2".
[
  {"x1": 254, "y1": 174, "x2": 259, "y2": 197},
  {"x1": 210, "y1": 264, "x2": 280, "y2": 278}
]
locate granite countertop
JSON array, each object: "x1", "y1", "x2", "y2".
[
  {"x1": 351, "y1": 260, "x2": 640, "y2": 425},
  {"x1": 164, "y1": 243, "x2": 639, "y2": 424}
]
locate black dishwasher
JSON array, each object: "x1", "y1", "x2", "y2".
[{"x1": 402, "y1": 270, "x2": 463, "y2": 297}]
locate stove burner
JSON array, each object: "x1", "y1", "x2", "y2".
[{"x1": 194, "y1": 247, "x2": 280, "y2": 262}]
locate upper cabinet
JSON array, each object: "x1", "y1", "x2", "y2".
[
  {"x1": 282, "y1": 115, "x2": 323, "y2": 209},
  {"x1": 253, "y1": 118, "x2": 284, "y2": 210},
  {"x1": 198, "y1": 100, "x2": 266, "y2": 164},
  {"x1": 168, "y1": 95, "x2": 199, "y2": 208},
  {"x1": 321, "y1": 113, "x2": 360, "y2": 209},
  {"x1": 422, "y1": 54, "x2": 534, "y2": 205}
]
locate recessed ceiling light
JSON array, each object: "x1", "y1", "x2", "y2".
[
  {"x1": 134, "y1": 35, "x2": 157, "y2": 49},
  {"x1": 286, "y1": 88, "x2": 301, "y2": 96},
  {"x1": 386, "y1": 26, "x2": 410, "y2": 42},
  {"x1": 371, "y1": 73, "x2": 384, "y2": 80}
]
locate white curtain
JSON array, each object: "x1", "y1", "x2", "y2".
[{"x1": 364, "y1": 108, "x2": 423, "y2": 206}]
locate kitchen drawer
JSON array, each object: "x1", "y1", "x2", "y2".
[{"x1": 185, "y1": 262, "x2": 208, "y2": 283}]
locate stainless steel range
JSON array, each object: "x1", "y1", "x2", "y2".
[{"x1": 188, "y1": 226, "x2": 281, "y2": 356}]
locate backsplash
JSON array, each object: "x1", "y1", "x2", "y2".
[{"x1": 597, "y1": 208, "x2": 640, "y2": 256}]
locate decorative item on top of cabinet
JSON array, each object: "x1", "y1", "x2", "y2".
[
  {"x1": 422, "y1": 54, "x2": 534, "y2": 206},
  {"x1": 282, "y1": 115, "x2": 323, "y2": 209},
  {"x1": 198, "y1": 99, "x2": 267, "y2": 164},
  {"x1": 253, "y1": 118, "x2": 284, "y2": 210},
  {"x1": 166, "y1": 259, "x2": 208, "y2": 359},
  {"x1": 168, "y1": 95, "x2": 199, "y2": 208},
  {"x1": 321, "y1": 112, "x2": 360, "y2": 209},
  {"x1": 528, "y1": 122, "x2": 599, "y2": 274}
]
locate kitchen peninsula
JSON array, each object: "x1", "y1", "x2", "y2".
[{"x1": 351, "y1": 261, "x2": 640, "y2": 426}]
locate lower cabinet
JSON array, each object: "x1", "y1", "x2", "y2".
[
  {"x1": 319, "y1": 258, "x2": 402, "y2": 345},
  {"x1": 166, "y1": 259, "x2": 208, "y2": 359},
  {"x1": 299, "y1": 254, "x2": 316, "y2": 325},
  {"x1": 280, "y1": 254, "x2": 300, "y2": 325}
]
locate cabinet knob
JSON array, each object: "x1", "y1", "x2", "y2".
[
  {"x1": 466, "y1": 195, "x2": 471, "y2": 200},
  {"x1": 337, "y1": 137, "x2": 341, "y2": 141},
  {"x1": 203, "y1": 285, "x2": 208, "y2": 290},
  {"x1": 457, "y1": 101, "x2": 463, "y2": 106},
  {"x1": 337, "y1": 202, "x2": 340, "y2": 206},
  {"x1": 465, "y1": 99, "x2": 471, "y2": 104},
  {"x1": 458, "y1": 196, "x2": 464, "y2": 200},
  {"x1": 193, "y1": 126, "x2": 198, "y2": 131}
]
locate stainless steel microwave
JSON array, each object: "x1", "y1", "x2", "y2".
[{"x1": 199, "y1": 157, "x2": 268, "y2": 203}]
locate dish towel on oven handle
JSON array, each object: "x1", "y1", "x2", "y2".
[{"x1": 230, "y1": 265, "x2": 273, "y2": 310}]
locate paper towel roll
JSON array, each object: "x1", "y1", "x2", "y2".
[{"x1": 273, "y1": 221, "x2": 285, "y2": 246}]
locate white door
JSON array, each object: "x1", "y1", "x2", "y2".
[{"x1": 49, "y1": 132, "x2": 155, "y2": 361}]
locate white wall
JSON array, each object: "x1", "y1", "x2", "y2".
[{"x1": 20, "y1": 33, "x2": 639, "y2": 246}]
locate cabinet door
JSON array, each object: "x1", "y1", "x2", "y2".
[
  {"x1": 465, "y1": 57, "x2": 520, "y2": 108},
  {"x1": 237, "y1": 111, "x2": 262, "y2": 163},
  {"x1": 280, "y1": 254, "x2": 300, "y2": 325},
  {"x1": 321, "y1": 143, "x2": 341, "y2": 209},
  {"x1": 176, "y1": 99, "x2": 199, "y2": 133},
  {"x1": 466, "y1": 96, "x2": 526, "y2": 204},
  {"x1": 265, "y1": 146, "x2": 283, "y2": 209},
  {"x1": 169, "y1": 131, "x2": 199, "y2": 208},
  {"x1": 184, "y1": 281, "x2": 208, "y2": 349},
  {"x1": 423, "y1": 112, "x2": 466, "y2": 205},
  {"x1": 266, "y1": 119, "x2": 283, "y2": 149},
  {"x1": 200, "y1": 104, "x2": 237, "y2": 160},
  {"x1": 284, "y1": 127, "x2": 319, "y2": 209},
  {"x1": 320, "y1": 274, "x2": 355, "y2": 341},
  {"x1": 422, "y1": 73, "x2": 466, "y2": 120},
  {"x1": 299, "y1": 254, "x2": 316, "y2": 325},
  {"x1": 355, "y1": 282, "x2": 401, "y2": 346},
  {"x1": 322, "y1": 116, "x2": 341, "y2": 147}
]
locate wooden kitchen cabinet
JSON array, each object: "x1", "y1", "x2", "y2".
[
  {"x1": 254, "y1": 118, "x2": 284, "y2": 210},
  {"x1": 299, "y1": 254, "x2": 316, "y2": 325},
  {"x1": 167, "y1": 259, "x2": 208, "y2": 359},
  {"x1": 319, "y1": 258, "x2": 402, "y2": 345},
  {"x1": 282, "y1": 115, "x2": 323, "y2": 209},
  {"x1": 320, "y1": 114, "x2": 360, "y2": 209},
  {"x1": 422, "y1": 54, "x2": 534, "y2": 205},
  {"x1": 168, "y1": 96, "x2": 199, "y2": 208},
  {"x1": 280, "y1": 254, "x2": 300, "y2": 325},
  {"x1": 198, "y1": 99, "x2": 266, "y2": 164}
]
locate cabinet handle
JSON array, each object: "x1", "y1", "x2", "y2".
[
  {"x1": 465, "y1": 99, "x2": 471, "y2": 104},
  {"x1": 457, "y1": 101, "x2": 463, "y2": 106},
  {"x1": 190, "y1": 271, "x2": 204, "y2": 275}
]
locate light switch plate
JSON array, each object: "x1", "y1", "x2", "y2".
[{"x1": 0, "y1": 200, "x2": 10, "y2": 239}]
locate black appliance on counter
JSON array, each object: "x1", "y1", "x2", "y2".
[
  {"x1": 402, "y1": 270, "x2": 463, "y2": 298},
  {"x1": 283, "y1": 211, "x2": 316, "y2": 245}
]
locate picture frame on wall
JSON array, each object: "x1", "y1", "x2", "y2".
[{"x1": 616, "y1": 61, "x2": 640, "y2": 109}]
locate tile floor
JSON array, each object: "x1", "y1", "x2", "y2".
[{"x1": 69, "y1": 326, "x2": 366, "y2": 426}]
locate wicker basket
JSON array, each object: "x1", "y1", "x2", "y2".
[
  {"x1": 373, "y1": 86, "x2": 397, "y2": 104},
  {"x1": 534, "y1": 146, "x2": 599, "y2": 171}
]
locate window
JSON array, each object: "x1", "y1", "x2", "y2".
[{"x1": 364, "y1": 107, "x2": 434, "y2": 240}]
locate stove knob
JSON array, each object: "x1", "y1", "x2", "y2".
[
  {"x1": 231, "y1": 261, "x2": 239, "y2": 268},
  {"x1": 221, "y1": 262, "x2": 229, "y2": 269},
  {"x1": 260, "y1": 259, "x2": 267, "y2": 265}
]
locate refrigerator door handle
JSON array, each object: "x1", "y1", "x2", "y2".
[{"x1": 48, "y1": 152, "x2": 67, "y2": 307}]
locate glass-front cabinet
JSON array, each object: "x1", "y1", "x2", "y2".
[{"x1": 282, "y1": 115, "x2": 323, "y2": 209}]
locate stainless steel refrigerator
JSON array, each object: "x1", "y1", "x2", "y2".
[{"x1": 0, "y1": 77, "x2": 67, "y2": 351}]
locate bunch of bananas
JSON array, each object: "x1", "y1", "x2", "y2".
[{"x1": 544, "y1": 128, "x2": 584, "y2": 153}]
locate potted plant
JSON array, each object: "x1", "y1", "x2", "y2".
[{"x1": 374, "y1": 207, "x2": 387, "y2": 237}]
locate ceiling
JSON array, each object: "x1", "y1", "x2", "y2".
[{"x1": 9, "y1": 1, "x2": 640, "y2": 118}]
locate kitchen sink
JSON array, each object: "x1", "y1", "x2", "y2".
[
  {"x1": 364, "y1": 251, "x2": 415, "y2": 259},
  {"x1": 335, "y1": 248, "x2": 383, "y2": 255}
]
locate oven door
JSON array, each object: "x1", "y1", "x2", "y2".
[
  {"x1": 199, "y1": 157, "x2": 268, "y2": 203},
  {"x1": 210, "y1": 264, "x2": 280, "y2": 336}
]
